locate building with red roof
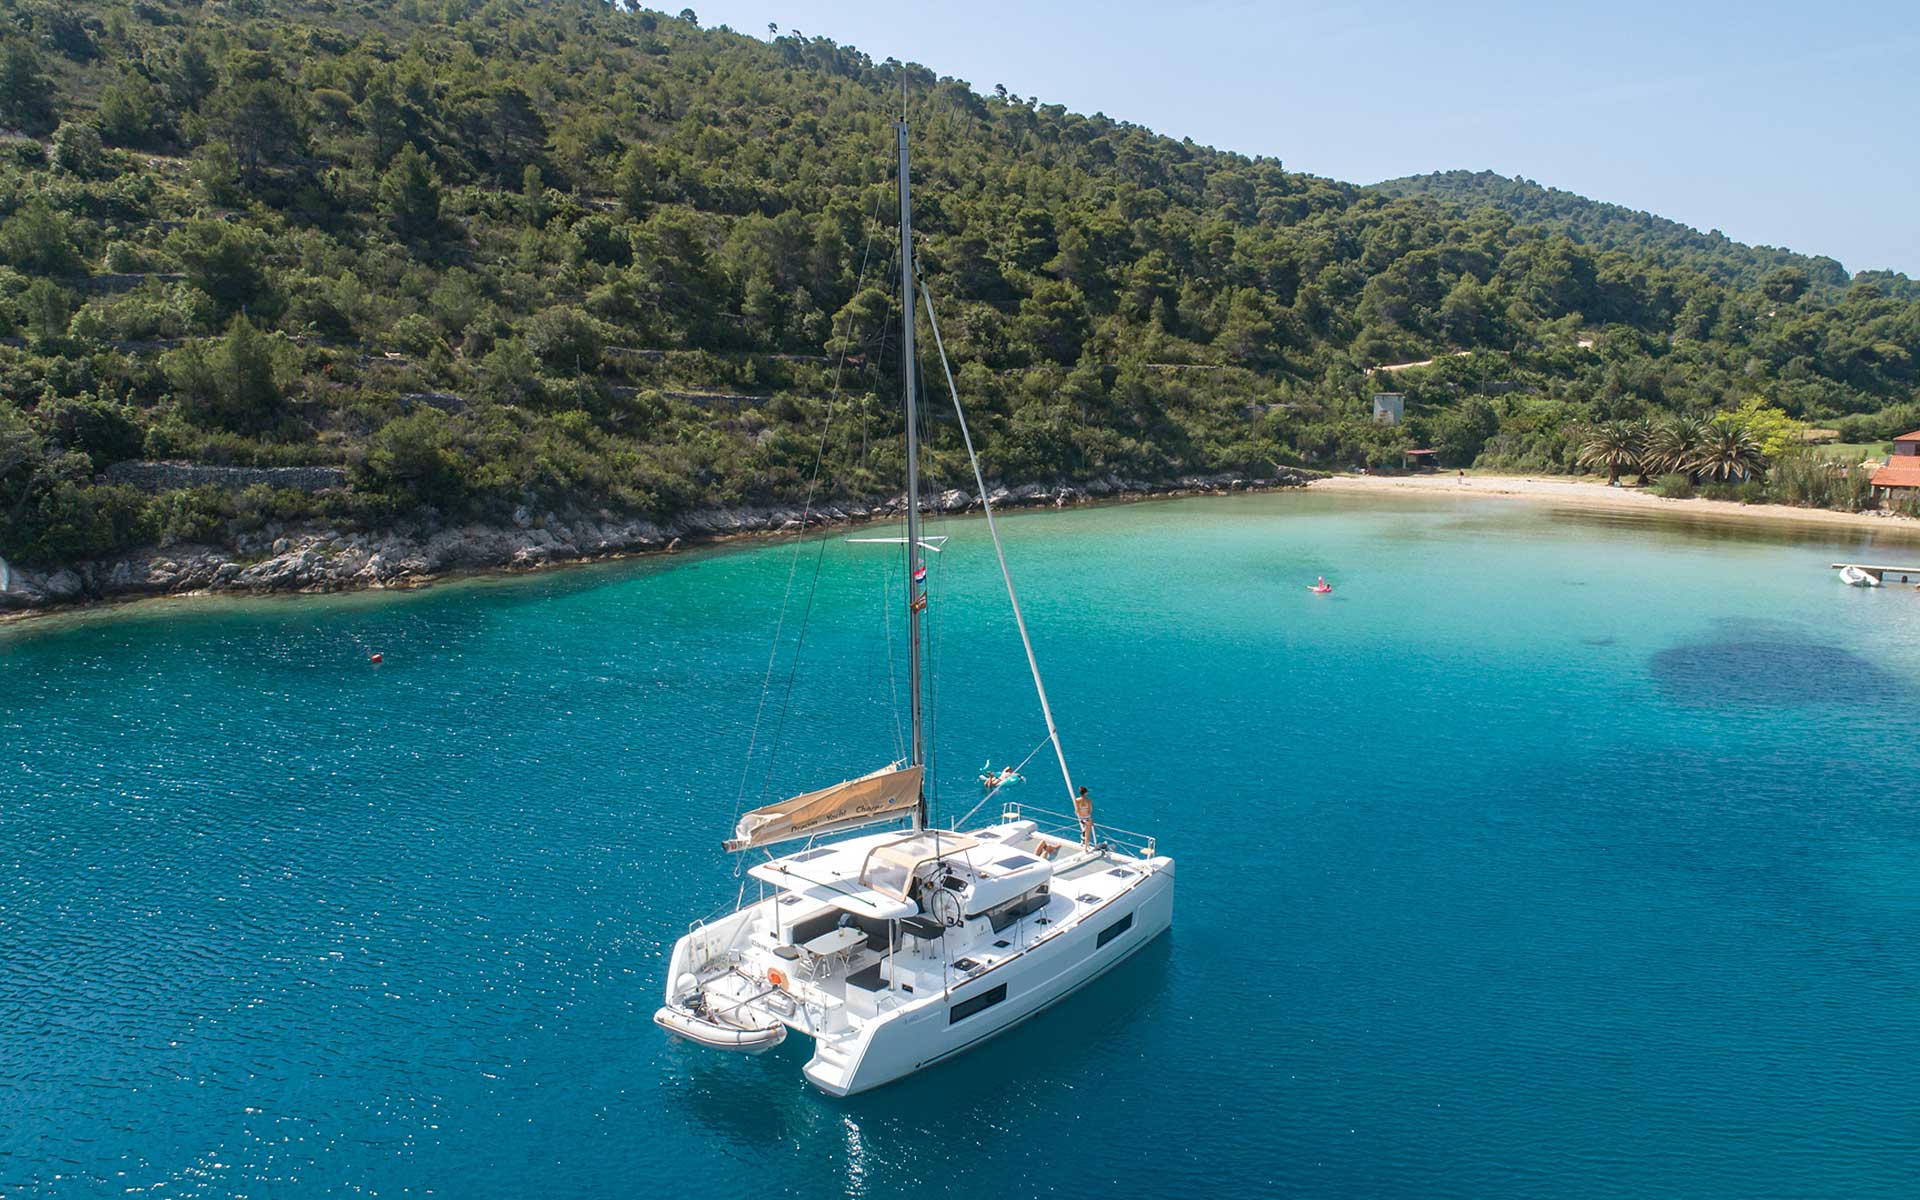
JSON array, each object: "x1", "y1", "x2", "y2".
[{"x1": 1870, "y1": 430, "x2": 1920, "y2": 500}]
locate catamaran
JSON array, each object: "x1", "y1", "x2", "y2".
[{"x1": 653, "y1": 122, "x2": 1175, "y2": 1096}]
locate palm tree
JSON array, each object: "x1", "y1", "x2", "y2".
[
  {"x1": 1646, "y1": 415, "x2": 1711, "y2": 480},
  {"x1": 1688, "y1": 417, "x2": 1766, "y2": 483},
  {"x1": 1577, "y1": 420, "x2": 1645, "y2": 485}
]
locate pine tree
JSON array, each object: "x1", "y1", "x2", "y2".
[
  {"x1": 0, "y1": 39, "x2": 56, "y2": 134},
  {"x1": 381, "y1": 146, "x2": 443, "y2": 240}
]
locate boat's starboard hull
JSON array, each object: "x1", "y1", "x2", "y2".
[{"x1": 804, "y1": 857, "x2": 1174, "y2": 1096}]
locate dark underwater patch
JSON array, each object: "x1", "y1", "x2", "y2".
[{"x1": 1650, "y1": 638, "x2": 1901, "y2": 706}]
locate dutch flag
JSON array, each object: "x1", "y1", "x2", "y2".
[{"x1": 912, "y1": 564, "x2": 928, "y2": 583}]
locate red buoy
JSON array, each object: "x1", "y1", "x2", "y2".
[{"x1": 369, "y1": 653, "x2": 383, "y2": 664}]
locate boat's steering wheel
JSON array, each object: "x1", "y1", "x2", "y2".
[{"x1": 928, "y1": 888, "x2": 963, "y2": 928}]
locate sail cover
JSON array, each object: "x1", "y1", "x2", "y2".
[{"x1": 724, "y1": 764, "x2": 923, "y2": 852}]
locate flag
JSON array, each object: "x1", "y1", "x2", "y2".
[{"x1": 912, "y1": 564, "x2": 927, "y2": 583}]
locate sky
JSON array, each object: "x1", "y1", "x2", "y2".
[{"x1": 685, "y1": 0, "x2": 1920, "y2": 276}]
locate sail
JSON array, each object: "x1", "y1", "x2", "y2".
[{"x1": 724, "y1": 764, "x2": 923, "y2": 852}]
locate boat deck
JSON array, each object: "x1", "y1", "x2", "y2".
[{"x1": 691, "y1": 818, "x2": 1158, "y2": 1035}]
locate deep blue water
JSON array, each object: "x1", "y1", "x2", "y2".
[{"x1": 5, "y1": 492, "x2": 1920, "y2": 1198}]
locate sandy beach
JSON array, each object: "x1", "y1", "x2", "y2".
[{"x1": 1309, "y1": 473, "x2": 1920, "y2": 543}]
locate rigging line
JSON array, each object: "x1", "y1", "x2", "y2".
[
  {"x1": 730, "y1": 180, "x2": 890, "y2": 827},
  {"x1": 920, "y1": 280, "x2": 1077, "y2": 806}
]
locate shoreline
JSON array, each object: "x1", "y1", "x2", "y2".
[
  {"x1": 1308, "y1": 473, "x2": 1920, "y2": 541},
  {"x1": 0, "y1": 472, "x2": 1312, "y2": 625},
  {"x1": 10, "y1": 469, "x2": 1914, "y2": 628}
]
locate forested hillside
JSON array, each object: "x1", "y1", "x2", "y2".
[
  {"x1": 4, "y1": 0, "x2": 1919, "y2": 565},
  {"x1": 1373, "y1": 171, "x2": 1879, "y2": 296}
]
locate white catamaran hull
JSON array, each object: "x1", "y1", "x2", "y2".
[{"x1": 807, "y1": 862, "x2": 1174, "y2": 1096}]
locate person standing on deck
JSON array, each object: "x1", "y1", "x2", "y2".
[{"x1": 1075, "y1": 785, "x2": 1095, "y2": 846}]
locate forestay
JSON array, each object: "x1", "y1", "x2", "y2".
[{"x1": 724, "y1": 764, "x2": 924, "y2": 852}]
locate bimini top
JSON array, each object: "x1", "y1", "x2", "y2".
[{"x1": 859, "y1": 832, "x2": 980, "y2": 900}]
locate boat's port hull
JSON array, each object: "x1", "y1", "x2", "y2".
[{"x1": 804, "y1": 858, "x2": 1175, "y2": 1096}]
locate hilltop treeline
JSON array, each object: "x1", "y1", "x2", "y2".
[
  {"x1": 2, "y1": 0, "x2": 1918, "y2": 563},
  {"x1": 1369, "y1": 170, "x2": 1908, "y2": 297}
]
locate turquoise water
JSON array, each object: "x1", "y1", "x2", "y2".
[{"x1": 5, "y1": 492, "x2": 1920, "y2": 1198}]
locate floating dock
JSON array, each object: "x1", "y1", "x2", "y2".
[{"x1": 1830, "y1": 563, "x2": 1920, "y2": 583}]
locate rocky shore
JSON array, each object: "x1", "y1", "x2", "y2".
[{"x1": 0, "y1": 470, "x2": 1317, "y2": 615}]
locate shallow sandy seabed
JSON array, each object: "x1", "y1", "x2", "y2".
[
  {"x1": 11, "y1": 476, "x2": 1919, "y2": 630},
  {"x1": 1310, "y1": 473, "x2": 1920, "y2": 544}
]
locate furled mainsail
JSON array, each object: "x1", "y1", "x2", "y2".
[{"x1": 724, "y1": 764, "x2": 923, "y2": 852}]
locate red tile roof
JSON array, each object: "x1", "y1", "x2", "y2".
[
  {"x1": 1871, "y1": 458, "x2": 1920, "y2": 489},
  {"x1": 1894, "y1": 429, "x2": 1920, "y2": 444}
]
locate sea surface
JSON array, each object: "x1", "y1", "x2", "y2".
[{"x1": 5, "y1": 492, "x2": 1920, "y2": 1199}]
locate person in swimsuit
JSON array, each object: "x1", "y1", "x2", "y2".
[{"x1": 1074, "y1": 785, "x2": 1094, "y2": 845}]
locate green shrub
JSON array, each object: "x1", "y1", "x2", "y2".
[
  {"x1": 227, "y1": 484, "x2": 318, "y2": 532},
  {"x1": 102, "y1": 241, "x2": 155, "y2": 273},
  {"x1": 389, "y1": 312, "x2": 443, "y2": 356},
  {"x1": 1766, "y1": 450, "x2": 1877, "y2": 512},
  {"x1": 0, "y1": 199, "x2": 85, "y2": 275},
  {"x1": 166, "y1": 221, "x2": 277, "y2": 318},
  {"x1": 37, "y1": 396, "x2": 145, "y2": 468},
  {"x1": 50, "y1": 120, "x2": 108, "y2": 178},
  {"x1": 162, "y1": 316, "x2": 293, "y2": 435},
  {"x1": 147, "y1": 485, "x2": 226, "y2": 546},
  {"x1": 522, "y1": 306, "x2": 604, "y2": 374},
  {"x1": 1650, "y1": 472, "x2": 1695, "y2": 499}
]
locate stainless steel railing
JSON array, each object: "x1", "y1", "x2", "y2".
[{"x1": 998, "y1": 800, "x2": 1157, "y2": 859}]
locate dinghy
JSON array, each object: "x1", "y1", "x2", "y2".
[
  {"x1": 654, "y1": 993, "x2": 788, "y2": 1054},
  {"x1": 1839, "y1": 565, "x2": 1880, "y2": 588}
]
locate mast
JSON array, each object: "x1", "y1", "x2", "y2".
[{"x1": 896, "y1": 120, "x2": 928, "y2": 829}]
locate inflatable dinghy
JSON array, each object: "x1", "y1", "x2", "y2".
[{"x1": 653, "y1": 1004, "x2": 787, "y2": 1053}]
